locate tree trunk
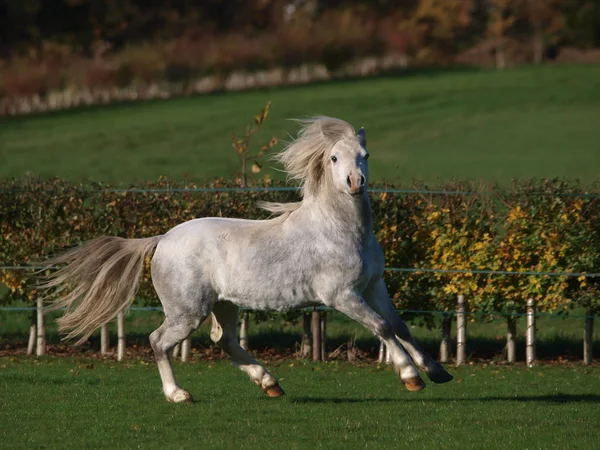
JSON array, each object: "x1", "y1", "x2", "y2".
[
  {"x1": 439, "y1": 313, "x2": 451, "y2": 363},
  {"x1": 584, "y1": 309, "x2": 594, "y2": 365},
  {"x1": 117, "y1": 311, "x2": 125, "y2": 361},
  {"x1": 301, "y1": 313, "x2": 312, "y2": 358},
  {"x1": 496, "y1": 44, "x2": 506, "y2": 70},
  {"x1": 456, "y1": 295, "x2": 466, "y2": 366},
  {"x1": 533, "y1": 27, "x2": 544, "y2": 64},
  {"x1": 36, "y1": 297, "x2": 46, "y2": 356},
  {"x1": 506, "y1": 317, "x2": 517, "y2": 363},
  {"x1": 27, "y1": 309, "x2": 36, "y2": 356},
  {"x1": 312, "y1": 308, "x2": 321, "y2": 361}
]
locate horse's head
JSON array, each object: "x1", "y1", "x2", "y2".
[
  {"x1": 328, "y1": 127, "x2": 369, "y2": 197},
  {"x1": 274, "y1": 117, "x2": 370, "y2": 200}
]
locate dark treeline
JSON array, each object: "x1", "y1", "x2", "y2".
[{"x1": 2, "y1": 0, "x2": 599, "y2": 60}]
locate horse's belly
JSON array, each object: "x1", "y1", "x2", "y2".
[{"x1": 216, "y1": 280, "x2": 317, "y2": 312}]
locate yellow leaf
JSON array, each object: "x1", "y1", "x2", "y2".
[{"x1": 251, "y1": 163, "x2": 261, "y2": 174}]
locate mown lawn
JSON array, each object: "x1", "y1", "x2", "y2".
[
  {"x1": 1, "y1": 65, "x2": 599, "y2": 185},
  {"x1": 1, "y1": 357, "x2": 599, "y2": 449}
]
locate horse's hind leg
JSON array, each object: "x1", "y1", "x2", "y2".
[
  {"x1": 210, "y1": 301, "x2": 284, "y2": 397},
  {"x1": 150, "y1": 312, "x2": 206, "y2": 403},
  {"x1": 365, "y1": 279, "x2": 453, "y2": 384}
]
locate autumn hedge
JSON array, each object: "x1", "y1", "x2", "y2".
[{"x1": 1, "y1": 177, "x2": 600, "y2": 321}]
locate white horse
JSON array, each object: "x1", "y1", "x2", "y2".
[{"x1": 41, "y1": 116, "x2": 452, "y2": 403}]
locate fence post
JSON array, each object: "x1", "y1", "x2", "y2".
[
  {"x1": 439, "y1": 312, "x2": 451, "y2": 363},
  {"x1": 100, "y1": 323, "x2": 109, "y2": 355},
  {"x1": 181, "y1": 337, "x2": 191, "y2": 362},
  {"x1": 456, "y1": 294, "x2": 466, "y2": 366},
  {"x1": 312, "y1": 307, "x2": 321, "y2": 361},
  {"x1": 301, "y1": 312, "x2": 312, "y2": 358},
  {"x1": 506, "y1": 317, "x2": 517, "y2": 363},
  {"x1": 117, "y1": 311, "x2": 125, "y2": 361},
  {"x1": 378, "y1": 341, "x2": 385, "y2": 364},
  {"x1": 583, "y1": 308, "x2": 594, "y2": 365},
  {"x1": 27, "y1": 309, "x2": 37, "y2": 356},
  {"x1": 36, "y1": 297, "x2": 46, "y2": 356},
  {"x1": 320, "y1": 311, "x2": 327, "y2": 361},
  {"x1": 240, "y1": 311, "x2": 249, "y2": 351},
  {"x1": 526, "y1": 299, "x2": 536, "y2": 367}
]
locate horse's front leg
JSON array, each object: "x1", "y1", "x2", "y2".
[
  {"x1": 364, "y1": 278, "x2": 453, "y2": 384},
  {"x1": 330, "y1": 289, "x2": 425, "y2": 391}
]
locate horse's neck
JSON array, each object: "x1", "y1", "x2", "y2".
[{"x1": 303, "y1": 191, "x2": 373, "y2": 241}]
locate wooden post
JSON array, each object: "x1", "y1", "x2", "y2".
[
  {"x1": 385, "y1": 344, "x2": 392, "y2": 364},
  {"x1": 439, "y1": 313, "x2": 451, "y2": 363},
  {"x1": 506, "y1": 317, "x2": 517, "y2": 363},
  {"x1": 584, "y1": 308, "x2": 594, "y2": 365},
  {"x1": 312, "y1": 308, "x2": 321, "y2": 361},
  {"x1": 27, "y1": 309, "x2": 36, "y2": 356},
  {"x1": 172, "y1": 343, "x2": 181, "y2": 359},
  {"x1": 100, "y1": 323, "x2": 109, "y2": 355},
  {"x1": 526, "y1": 299, "x2": 536, "y2": 367},
  {"x1": 117, "y1": 310, "x2": 125, "y2": 361},
  {"x1": 240, "y1": 311, "x2": 249, "y2": 351},
  {"x1": 36, "y1": 297, "x2": 46, "y2": 356},
  {"x1": 181, "y1": 337, "x2": 191, "y2": 362},
  {"x1": 378, "y1": 341, "x2": 385, "y2": 364},
  {"x1": 456, "y1": 294, "x2": 466, "y2": 366},
  {"x1": 301, "y1": 313, "x2": 312, "y2": 358},
  {"x1": 320, "y1": 311, "x2": 327, "y2": 361}
]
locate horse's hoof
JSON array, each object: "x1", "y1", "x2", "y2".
[
  {"x1": 428, "y1": 367, "x2": 454, "y2": 384},
  {"x1": 264, "y1": 384, "x2": 285, "y2": 398},
  {"x1": 168, "y1": 390, "x2": 194, "y2": 403},
  {"x1": 402, "y1": 376, "x2": 426, "y2": 392}
]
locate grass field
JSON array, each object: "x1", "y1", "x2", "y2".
[
  {"x1": 1, "y1": 65, "x2": 600, "y2": 185},
  {"x1": 1, "y1": 357, "x2": 599, "y2": 449}
]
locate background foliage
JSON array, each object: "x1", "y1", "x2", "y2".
[
  {"x1": 2, "y1": 177, "x2": 599, "y2": 321},
  {"x1": 2, "y1": 0, "x2": 600, "y2": 104}
]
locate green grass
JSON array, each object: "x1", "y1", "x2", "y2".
[
  {"x1": 1, "y1": 357, "x2": 599, "y2": 449},
  {"x1": 1, "y1": 65, "x2": 600, "y2": 185}
]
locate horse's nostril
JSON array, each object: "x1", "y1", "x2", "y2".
[
  {"x1": 347, "y1": 176, "x2": 352, "y2": 187},
  {"x1": 359, "y1": 175, "x2": 365, "y2": 186}
]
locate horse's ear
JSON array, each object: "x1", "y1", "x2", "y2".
[{"x1": 357, "y1": 127, "x2": 367, "y2": 147}]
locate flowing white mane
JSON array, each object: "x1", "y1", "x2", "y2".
[{"x1": 260, "y1": 116, "x2": 358, "y2": 215}]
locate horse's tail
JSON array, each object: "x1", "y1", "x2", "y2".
[{"x1": 38, "y1": 235, "x2": 163, "y2": 344}]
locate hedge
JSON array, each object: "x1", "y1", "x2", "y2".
[{"x1": 2, "y1": 177, "x2": 600, "y2": 323}]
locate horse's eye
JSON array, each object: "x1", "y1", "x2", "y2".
[
  {"x1": 365, "y1": 153, "x2": 370, "y2": 160},
  {"x1": 331, "y1": 156, "x2": 337, "y2": 163}
]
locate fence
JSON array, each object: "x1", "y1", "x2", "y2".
[
  {"x1": 1, "y1": 182, "x2": 599, "y2": 365},
  {"x1": 1, "y1": 267, "x2": 597, "y2": 366}
]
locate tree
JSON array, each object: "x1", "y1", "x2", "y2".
[
  {"x1": 407, "y1": 0, "x2": 475, "y2": 60},
  {"x1": 524, "y1": 0, "x2": 565, "y2": 63},
  {"x1": 486, "y1": 0, "x2": 520, "y2": 69}
]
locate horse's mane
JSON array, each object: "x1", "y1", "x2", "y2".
[{"x1": 260, "y1": 116, "x2": 357, "y2": 215}]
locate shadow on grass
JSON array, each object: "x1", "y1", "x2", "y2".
[
  {"x1": 292, "y1": 393, "x2": 600, "y2": 404},
  {"x1": 291, "y1": 396, "x2": 397, "y2": 404}
]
